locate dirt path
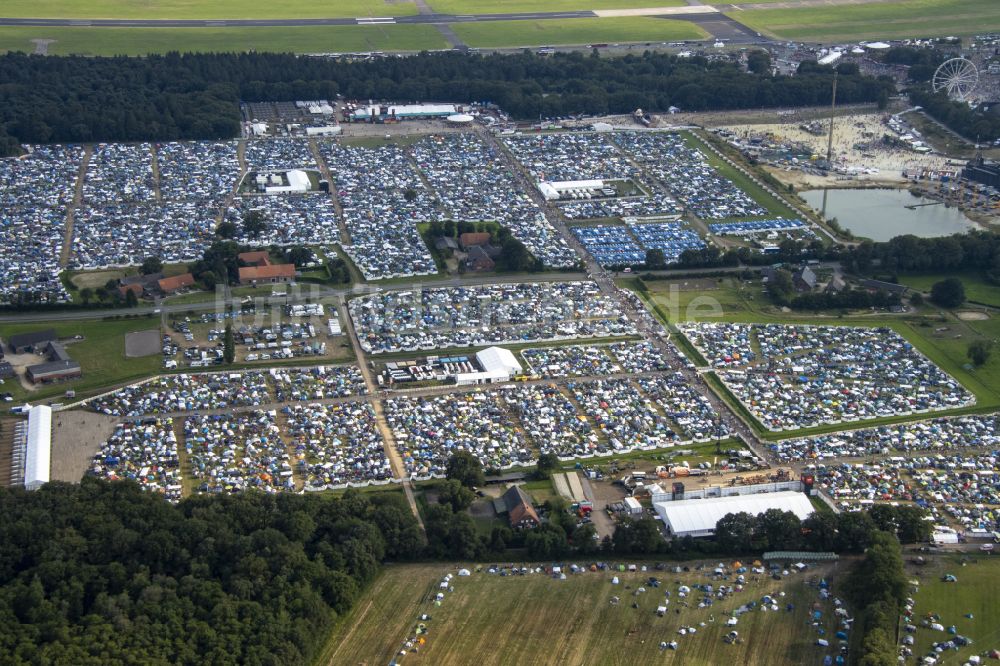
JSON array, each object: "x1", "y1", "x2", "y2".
[
  {"x1": 150, "y1": 143, "x2": 163, "y2": 202},
  {"x1": 308, "y1": 139, "x2": 353, "y2": 246},
  {"x1": 60, "y1": 144, "x2": 92, "y2": 267},
  {"x1": 338, "y1": 297, "x2": 425, "y2": 531}
]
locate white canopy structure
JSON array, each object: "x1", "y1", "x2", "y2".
[
  {"x1": 476, "y1": 347, "x2": 522, "y2": 377},
  {"x1": 654, "y1": 491, "x2": 814, "y2": 538},
  {"x1": 24, "y1": 405, "x2": 52, "y2": 491}
]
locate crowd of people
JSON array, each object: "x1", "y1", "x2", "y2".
[{"x1": 349, "y1": 282, "x2": 633, "y2": 354}]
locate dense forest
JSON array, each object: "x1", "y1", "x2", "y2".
[
  {"x1": 0, "y1": 50, "x2": 894, "y2": 155},
  {"x1": 0, "y1": 479, "x2": 421, "y2": 665}
]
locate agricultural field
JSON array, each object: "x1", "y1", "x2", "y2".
[
  {"x1": 907, "y1": 553, "x2": 1000, "y2": 663},
  {"x1": 454, "y1": 17, "x2": 706, "y2": 49},
  {"x1": 0, "y1": 25, "x2": 447, "y2": 56},
  {"x1": 318, "y1": 561, "x2": 848, "y2": 666},
  {"x1": 730, "y1": 0, "x2": 1000, "y2": 42},
  {"x1": 0, "y1": 0, "x2": 419, "y2": 19}
]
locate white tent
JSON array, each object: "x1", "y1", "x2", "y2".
[
  {"x1": 24, "y1": 405, "x2": 52, "y2": 491},
  {"x1": 476, "y1": 347, "x2": 522, "y2": 378},
  {"x1": 653, "y1": 491, "x2": 815, "y2": 538}
]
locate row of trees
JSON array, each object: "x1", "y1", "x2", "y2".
[
  {"x1": 839, "y1": 230, "x2": 1000, "y2": 277},
  {"x1": 0, "y1": 478, "x2": 422, "y2": 665},
  {"x1": 844, "y1": 531, "x2": 909, "y2": 666},
  {"x1": 0, "y1": 51, "x2": 895, "y2": 154}
]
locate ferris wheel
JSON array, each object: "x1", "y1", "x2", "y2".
[{"x1": 932, "y1": 57, "x2": 979, "y2": 101}]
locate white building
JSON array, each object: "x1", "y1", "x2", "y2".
[
  {"x1": 653, "y1": 490, "x2": 815, "y2": 539},
  {"x1": 264, "y1": 169, "x2": 312, "y2": 194},
  {"x1": 455, "y1": 347, "x2": 523, "y2": 386},
  {"x1": 476, "y1": 346, "x2": 522, "y2": 377},
  {"x1": 24, "y1": 404, "x2": 52, "y2": 491},
  {"x1": 537, "y1": 179, "x2": 607, "y2": 201}
]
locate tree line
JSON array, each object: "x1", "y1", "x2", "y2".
[
  {"x1": 0, "y1": 50, "x2": 895, "y2": 155},
  {"x1": 0, "y1": 478, "x2": 422, "y2": 665}
]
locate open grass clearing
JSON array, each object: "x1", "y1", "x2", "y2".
[
  {"x1": 0, "y1": 0, "x2": 419, "y2": 19},
  {"x1": 430, "y1": 0, "x2": 684, "y2": 14},
  {"x1": 0, "y1": 25, "x2": 446, "y2": 56},
  {"x1": 908, "y1": 553, "x2": 1000, "y2": 662},
  {"x1": 729, "y1": 0, "x2": 1000, "y2": 42},
  {"x1": 452, "y1": 17, "x2": 707, "y2": 49},
  {"x1": 317, "y1": 560, "x2": 849, "y2": 666},
  {"x1": 898, "y1": 271, "x2": 1000, "y2": 309}
]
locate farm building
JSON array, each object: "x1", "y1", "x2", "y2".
[
  {"x1": 238, "y1": 264, "x2": 296, "y2": 285},
  {"x1": 498, "y1": 485, "x2": 541, "y2": 529},
  {"x1": 24, "y1": 405, "x2": 52, "y2": 490},
  {"x1": 25, "y1": 340, "x2": 81, "y2": 385},
  {"x1": 157, "y1": 273, "x2": 195, "y2": 294},
  {"x1": 238, "y1": 250, "x2": 273, "y2": 267},
  {"x1": 653, "y1": 491, "x2": 815, "y2": 539},
  {"x1": 7, "y1": 329, "x2": 58, "y2": 354}
]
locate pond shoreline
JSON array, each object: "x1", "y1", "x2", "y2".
[{"x1": 800, "y1": 187, "x2": 980, "y2": 242}]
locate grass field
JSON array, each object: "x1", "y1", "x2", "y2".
[
  {"x1": 453, "y1": 17, "x2": 706, "y2": 49},
  {"x1": 430, "y1": 0, "x2": 684, "y2": 13},
  {"x1": 908, "y1": 553, "x2": 1000, "y2": 663},
  {"x1": 317, "y1": 561, "x2": 848, "y2": 666},
  {"x1": 0, "y1": 0, "x2": 418, "y2": 19},
  {"x1": 0, "y1": 317, "x2": 163, "y2": 405},
  {"x1": 730, "y1": 0, "x2": 1000, "y2": 42},
  {"x1": 898, "y1": 271, "x2": 1000, "y2": 308},
  {"x1": 0, "y1": 25, "x2": 447, "y2": 56}
]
